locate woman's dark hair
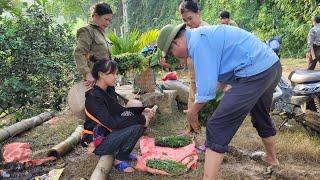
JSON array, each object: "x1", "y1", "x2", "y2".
[
  {"x1": 89, "y1": 55, "x2": 117, "y2": 80},
  {"x1": 219, "y1": 11, "x2": 230, "y2": 19},
  {"x1": 91, "y1": 2, "x2": 113, "y2": 17},
  {"x1": 179, "y1": 0, "x2": 200, "y2": 14},
  {"x1": 314, "y1": 16, "x2": 320, "y2": 24}
]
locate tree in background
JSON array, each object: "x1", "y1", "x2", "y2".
[{"x1": 0, "y1": 1, "x2": 76, "y2": 119}]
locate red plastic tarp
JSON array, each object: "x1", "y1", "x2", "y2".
[
  {"x1": 161, "y1": 71, "x2": 178, "y2": 81},
  {"x1": 135, "y1": 136, "x2": 198, "y2": 175},
  {"x1": 3, "y1": 142, "x2": 56, "y2": 166}
]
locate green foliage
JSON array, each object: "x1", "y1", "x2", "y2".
[
  {"x1": 113, "y1": 53, "x2": 144, "y2": 75},
  {"x1": 136, "y1": 29, "x2": 159, "y2": 51},
  {"x1": 109, "y1": 0, "x2": 181, "y2": 33},
  {"x1": 155, "y1": 135, "x2": 192, "y2": 148},
  {"x1": 149, "y1": 49, "x2": 180, "y2": 69},
  {"x1": 44, "y1": 0, "x2": 119, "y2": 23},
  {"x1": 146, "y1": 159, "x2": 188, "y2": 175},
  {"x1": 107, "y1": 28, "x2": 160, "y2": 55},
  {"x1": 0, "y1": 0, "x2": 25, "y2": 16},
  {"x1": 199, "y1": 91, "x2": 224, "y2": 127},
  {"x1": 0, "y1": 2, "x2": 76, "y2": 119},
  {"x1": 107, "y1": 30, "x2": 140, "y2": 55}
]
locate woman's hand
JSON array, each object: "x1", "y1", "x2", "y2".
[
  {"x1": 85, "y1": 72, "x2": 95, "y2": 87},
  {"x1": 142, "y1": 108, "x2": 156, "y2": 127}
]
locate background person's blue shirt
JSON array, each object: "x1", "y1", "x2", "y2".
[{"x1": 185, "y1": 25, "x2": 279, "y2": 103}]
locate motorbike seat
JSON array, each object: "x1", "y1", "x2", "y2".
[{"x1": 289, "y1": 70, "x2": 320, "y2": 84}]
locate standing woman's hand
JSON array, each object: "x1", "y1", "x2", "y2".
[{"x1": 85, "y1": 72, "x2": 95, "y2": 87}]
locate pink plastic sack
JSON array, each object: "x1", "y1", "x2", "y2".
[
  {"x1": 161, "y1": 71, "x2": 178, "y2": 81},
  {"x1": 3, "y1": 142, "x2": 56, "y2": 166},
  {"x1": 135, "y1": 136, "x2": 198, "y2": 175}
]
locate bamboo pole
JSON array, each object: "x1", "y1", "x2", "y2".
[
  {"x1": 0, "y1": 112, "x2": 54, "y2": 143},
  {"x1": 48, "y1": 125, "x2": 84, "y2": 158},
  {"x1": 90, "y1": 155, "x2": 114, "y2": 180}
]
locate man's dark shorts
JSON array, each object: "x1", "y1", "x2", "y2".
[{"x1": 205, "y1": 61, "x2": 282, "y2": 153}]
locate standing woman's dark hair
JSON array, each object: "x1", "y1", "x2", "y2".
[
  {"x1": 91, "y1": 2, "x2": 113, "y2": 17},
  {"x1": 179, "y1": 0, "x2": 200, "y2": 13},
  {"x1": 89, "y1": 55, "x2": 118, "y2": 81}
]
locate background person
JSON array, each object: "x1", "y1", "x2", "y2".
[
  {"x1": 306, "y1": 15, "x2": 320, "y2": 70},
  {"x1": 218, "y1": 10, "x2": 238, "y2": 27}
]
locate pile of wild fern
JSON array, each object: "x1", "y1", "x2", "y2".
[
  {"x1": 155, "y1": 135, "x2": 191, "y2": 148},
  {"x1": 146, "y1": 159, "x2": 188, "y2": 175}
]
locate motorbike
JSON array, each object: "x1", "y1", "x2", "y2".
[{"x1": 268, "y1": 36, "x2": 320, "y2": 134}]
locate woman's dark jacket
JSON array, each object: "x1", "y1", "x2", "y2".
[{"x1": 81, "y1": 85, "x2": 146, "y2": 145}]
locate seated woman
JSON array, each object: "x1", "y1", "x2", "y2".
[{"x1": 81, "y1": 55, "x2": 155, "y2": 173}]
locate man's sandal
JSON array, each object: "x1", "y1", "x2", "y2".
[{"x1": 114, "y1": 161, "x2": 134, "y2": 172}]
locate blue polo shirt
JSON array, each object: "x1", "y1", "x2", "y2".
[{"x1": 185, "y1": 25, "x2": 279, "y2": 103}]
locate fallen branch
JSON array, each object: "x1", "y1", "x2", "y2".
[
  {"x1": 90, "y1": 155, "x2": 114, "y2": 180},
  {"x1": 0, "y1": 112, "x2": 54, "y2": 143},
  {"x1": 48, "y1": 125, "x2": 83, "y2": 158}
]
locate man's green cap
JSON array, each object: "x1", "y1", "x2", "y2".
[{"x1": 157, "y1": 23, "x2": 186, "y2": 57}]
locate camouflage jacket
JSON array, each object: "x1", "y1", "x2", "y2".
[{"x1": 74, "y1": 21, "x2": 112, "y2": 79}]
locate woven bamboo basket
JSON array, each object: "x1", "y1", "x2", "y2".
[{"x1": 133, "y1": 68, "x2": 156, "y2": 94}]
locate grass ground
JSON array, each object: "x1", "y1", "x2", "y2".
[{"x1": 1, "y1": 58, "x2": 320, "y2": 180}]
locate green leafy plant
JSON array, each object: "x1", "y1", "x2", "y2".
[
  {"x1": 113, "y1": 53, "x2": 144, "y2": 75},
  {"x1": 107, "y1": 28, "x2": 159, "y2": 56},
  {"x1": 146, "y1": 159, "x2": 188, "y2": 175},
  {"x1": 199, "y1": 91, "x2": 224, "y2": 127},
  {"x1": 155, "y1": 135, "x2": 192, "y2": 148},
  {"x1": 136, "y1": 29, "x2": 159, "y2": 51},
  {"x1": 0, "y1": 2, "x2": 76, "y2": 120},
  {"x1": 149, "y1": 49, "x2": 180, "y2": 69}
]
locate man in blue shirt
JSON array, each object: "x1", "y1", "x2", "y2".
[{"x1": 157, "y1": 24, "x2": 281, "y2": 180}]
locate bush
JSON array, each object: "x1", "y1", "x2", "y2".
[
  {"x1": 0, "y1": 3, "x2": 76, "y2": 119},
  {"x1": 113, "y1": 53, "x2": 145, "y2": 75}
]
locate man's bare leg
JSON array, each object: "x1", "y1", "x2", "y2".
[
  {"x1": 261, "y1": 135, "x2": 279, "y2": 165},
  {"x1": 203, "y1": 148, "x2": 224, "y2": 180}
]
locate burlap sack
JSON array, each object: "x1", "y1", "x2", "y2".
[{"x1": 67, "y1": 81, "x2": 91, "y2": 120}]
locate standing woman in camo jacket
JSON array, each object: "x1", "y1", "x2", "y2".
[{"x1": 74, "y1": 2, "x2": 113, "y2": 87}]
